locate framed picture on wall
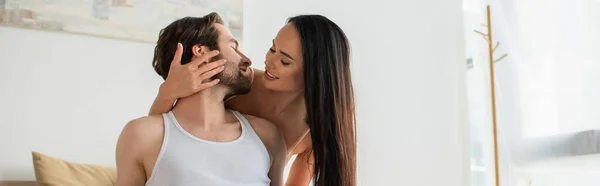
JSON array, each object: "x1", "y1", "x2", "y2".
[{"x1": 0, "y1": 0, "x2": 243, "y2": 43}]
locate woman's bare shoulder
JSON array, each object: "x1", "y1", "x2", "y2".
[{"x1": 250, "y1": 68, "x2": 265, "y2": 90}]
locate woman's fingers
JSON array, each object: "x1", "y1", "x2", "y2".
[
  {"x1": 198, "y1": 65, "x2": 225, "y2": 81},
  {"x1": 195, "y1": 59, "x2": 226, "y2": 77},
  {"x1": 198, "y1": 59, "x2": 226, "y2": 72},
  {"x1": 189, "y1": 58, "x2": 226, "y2": 91},
  {"x1": 170, "y1": 43, "x2": 184, "y2": 68},
  {"x1": 189, "y1": 50, "x2": 221, "y2": 67},
  {"x1": 194, "y1": 79, "x2": 220, "y2": 91}
]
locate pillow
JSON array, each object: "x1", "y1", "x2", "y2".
[
  {"x1": 569, "y1": 130, "x2": 600, "y2": 155},
  {"x1": 31, "y1": 151, "x2": 116, "y2": 186}
]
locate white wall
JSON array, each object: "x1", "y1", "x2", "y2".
[
  {"x1": 244, "y1": 0, "x2": 468, "y2": 185},
  {"x1": 0, "y1": 0, "x2": 468, "y2": 185},
  {"x1": 0, "y1": 26, "x2": 162, "y2": 180}
]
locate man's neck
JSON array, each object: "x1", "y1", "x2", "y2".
[{"x1": 172, "y1": 86, "x2": 229, "y2": 130}]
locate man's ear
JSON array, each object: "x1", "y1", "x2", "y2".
[{"x1": 191, "y1": 44, "x2": 210, "y2": 57}]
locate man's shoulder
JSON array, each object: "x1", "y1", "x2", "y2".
[
  {"x1": 116, "y1": 114, "x2": 166, "y2": 177},
  {"x1": 120, "y1": 114, "x2": 165, "y2": 144},
  {"x1": 124, "y1": 114, "x2": 164, "y2": 130},
  {"x1": 241, "y1": 114, "x2": 285, "y2": 156},
  {"x1": 242, "y1": 114, "x2": 279, "y2": 136}
]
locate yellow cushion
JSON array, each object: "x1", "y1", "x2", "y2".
[{"x1": 31, "y1": 151, "x2": 116, "y2": 186}]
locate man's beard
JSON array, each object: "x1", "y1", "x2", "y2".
[{"x1": 211, "y1": 55, "x2": 252, "y2": 101}]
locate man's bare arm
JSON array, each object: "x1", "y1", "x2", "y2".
[
  {"x1": 267, "y1": 126, "x2": 287, "y2": 186},
  {"x1": 244, "y1": 115, "x2": 287, "y2": 186},
  {"x1": 115, "y1": 119, "x2": 150, "y2": 186}
]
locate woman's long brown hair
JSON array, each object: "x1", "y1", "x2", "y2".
[{"x1": 288, "y1": 15, "x2": 356, "y2": 186}]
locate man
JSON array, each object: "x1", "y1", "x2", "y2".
[{"x1": 115, "y1": 13, "x2": 286, "y2": 186}]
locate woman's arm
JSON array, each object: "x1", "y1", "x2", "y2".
[
  {"x1": 148, "y1": 84, "x2": 178, "y2": 116},
  {"x1": 148, "y1": 43, "x2": 225, "y2": 115}
]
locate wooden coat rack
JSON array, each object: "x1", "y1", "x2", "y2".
[{"x1": 473, "y1": 5, "x2": 508, "y2": 186}]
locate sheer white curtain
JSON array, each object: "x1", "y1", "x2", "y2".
[{"x1": 464, "y1": 0, "x2": 600, "y2": 185}]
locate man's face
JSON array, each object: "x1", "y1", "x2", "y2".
[{"x1": 211, "y1": 23, "x2": 252, "y2": 99}]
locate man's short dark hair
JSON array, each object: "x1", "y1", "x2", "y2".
[{"x1": 152, "y1": 12, "x2": 224, "y2": 80}]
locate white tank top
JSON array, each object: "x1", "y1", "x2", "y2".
[{"x1": 145, "y1": 110, "x2": 271, "y2": 186}]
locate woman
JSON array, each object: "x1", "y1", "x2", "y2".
[{"x1": 149, "y1": 15, "x2": 356, "y2": 186}]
